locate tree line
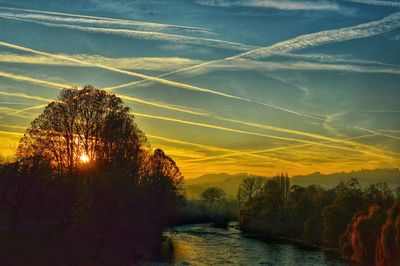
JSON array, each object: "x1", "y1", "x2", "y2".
[
  {"x1": 238, "y1": 173, "x2": 400, "y2": 265},
  {"x1": 0, "y1": 86, "x2": 185, "y2": 265}
]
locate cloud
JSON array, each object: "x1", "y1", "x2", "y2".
[
  {"x1": 109, "y1": 11, "x2": 400, "y2": 96},
  {"x1": 354, "y1": 127, "x2": 400, "y2": 141},
  {"x1": 0, "y1": 14, "x2": 256, "y2": 52},
  {"x1": 116, "y1": 94, "x2": 207, "y2": 116},
  {"x1": 348, "y1": 0, "x2": 400, "y2": 7},
  {"x1": 0, "y1": 68, "x2": 395, "y2": 165},
  {"x1": 323, "y1": 112, "x2": 347, "y2": 137},
  {"x1": 0, "y1": 71, "x2": 70, "y2": 89},
  {"x1": 0, "y1": 90, "x2": 52, "y2": 102},
  {"x1": 206, "y1": 58, "x2": 400, "y2": 75},
  {"x1": 134, "y1": 112, "x2": 396, "y2": 162},
  {"x1": 0, "y1": 41, "x2": 321, "y2": 121},
  {"x1": 3, "y1": 68, "x2": 392, "y2": 162},
  {"x1": 146, "y1": 134, "x2": 303, "y2": 164},
  {"x1": 0, "y1": 53, "x2": 202, "y2": 71},
  {"x1": 180, "y1": 133, "x2": 375, "y2": 163},
  {"x1": 195, "y1": 0, "x2": 340, "y2": 10},
  {"x1": 230, "y1": 11, "x2": 400, "y2": 59},
  {"x1": 0, "y1": 69, "x2": 205, "y2": 116},
  {"x1": 0, "y1": 43, "x2": 396, "y2": 166},
  {"x1": 0, "y1": 6, "x2": 211, "y2": 32}
]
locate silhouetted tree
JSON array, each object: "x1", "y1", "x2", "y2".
[
  {"x1": 237, "y1": 177, "x2": 264, "y2": 205},
  {"x1": 9, "y1": 86, "x2": 185, "y2": 265},
  {"x1": 201, "y1": 187, "x2": 226, "y2": 216},
  {"x1": 239, "y1": 179, "x2": 287, "y2": 235},
  {"x1": 322, "y1": 178, "x2": 364, "y2": 247},
  {"x1": 395, "y1": 186, "x2": 400, "y2": 199},
  {"x1": 364, "y1": 182, "x2": 393, "y2": 209}
]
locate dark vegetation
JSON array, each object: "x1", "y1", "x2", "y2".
[
  {"x1": 185, "y1": 169, "x2": 400, "y2": 199},
  {"x1": 0, "y1": 86, "x2": 185, "y2": 265},
  {"x1": 238, "y1": 174, "x2": 400, "y2": 265}
]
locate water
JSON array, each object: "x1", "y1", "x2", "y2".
[{"x1": 152, "y1": 222, "x2": 350, "y2": 266}]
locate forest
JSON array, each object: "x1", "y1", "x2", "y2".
[
  {"x1": 0, "y1": 86, "x2": 399, "y2": 265},
  {"x1": 237, "y1": 174, "x2": 400, "y2": 265}
]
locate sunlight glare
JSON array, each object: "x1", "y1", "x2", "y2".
[{"x1": 79, "y1": 153, "x2": 90, "y2": 164}]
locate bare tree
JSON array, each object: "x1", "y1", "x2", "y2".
[{"x1": 237, "y1": 177, "x2": 265, "y2": 205}]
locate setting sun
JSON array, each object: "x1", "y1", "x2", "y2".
[{"x1": 79, "y1": 153, "x2": 90, "y2": 164}]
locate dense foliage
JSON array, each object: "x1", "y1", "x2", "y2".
[
  {"x1": 238, "y1": 175, "x2": 400, "y2": 265},
  {"x1": 0, "y1": 86, "x2": 185, "y2": 265}
]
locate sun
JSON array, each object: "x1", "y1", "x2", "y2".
[{"x1": 79, "y1": 153, "x2": 90, "y2": 164}]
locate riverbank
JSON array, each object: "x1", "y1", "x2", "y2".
[
  {"x1": 156, "y1": 222, "x2": 349, "y2": 265},
  {"x1": 239, "y1": 226, "x2": 346, "y2": 262}
]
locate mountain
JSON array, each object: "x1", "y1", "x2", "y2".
[
  {"x1": 291, "y1": 168, "x2": 400, "y2": 188},
  {"x1": 185, "y1": 168, "x2": 400, "y2": 200}
]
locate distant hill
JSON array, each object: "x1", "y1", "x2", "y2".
[
  {"x1": 291, "y1": 168, "x2": 400, "y2": 188},
  {"x1": 185, "y1": 169, "x2": 400, "y2": 200}
]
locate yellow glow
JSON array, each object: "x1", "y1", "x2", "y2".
[{"x1": 79, "y1": 153, "x2": 90, "y2": 164}]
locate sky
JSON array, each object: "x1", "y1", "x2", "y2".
[{"x1": 0, "y1": 0, "x2": 399, "y2": 178}]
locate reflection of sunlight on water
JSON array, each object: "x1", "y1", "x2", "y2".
[{"x1": 160, "y1": 222, "x2": 349, "y2": 266}]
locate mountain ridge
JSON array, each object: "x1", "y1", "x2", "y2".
[{"x1": 185, "y1": 168, "x2": 400, "y2": 199}]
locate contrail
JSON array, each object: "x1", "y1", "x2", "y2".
[
  {"x1": 0, "y1": 71, "x2": 70, "y2": 89},
  {"x1": 182, "y1": 134, "x2": 377, "y2": 163},
  {"x1": 0, "y1": 6, "x2": 212, "y2": 32},
  {"x1": 0, "y1": 15, "x2": 255, "y2": 52},
  {"x1": 215, "y1": 116, "x2": 395, "y2": 158},
  {"x1": 106, "y1": 11, "x2": 400, "y2": 89},
  {"x1": 348, "y1": 0, "x2": 400, "y2": 8},
  {"x1": 0, "y1": 90, "x2": 53, "y2": 102},
  {"x1": 0, "y1": 69, "x2": 207, "y2": 116},
  {"x1": 355, "y1": 127, "x2": 400, "y2": 141},
  {"x1": 146, "y1": 134, "x2": 303, "y2": 166},
  {"x1": 116, "y1": 94, "x2": 207, "y2": 116},
  {"x1": 0, "y1": 130, "x2": 24, "y2": 136},
  {"x1": 12, "y1": 104, "x2": 48, "y2": 115},
  {"x1": 0, "y1": 71, "x2": 395, "y2": 160},
  {"x1": 133, "y1": 112, "x2": 396, "y2": 161},
  {"x1": 0, "y1": 41, "x2": 323, "y2": 121}
]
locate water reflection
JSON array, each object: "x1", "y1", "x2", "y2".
[{"x1": 150, "y1": 222, "x2": 349, "y2": 265}]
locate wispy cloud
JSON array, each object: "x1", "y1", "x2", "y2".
[
  {"x1": 0, "y1": 69, "x2": 390, "y2": 161},
  {"x1": 108, "y1": 11, "x2": 400, "y2": 95},
  {"x1": 146, "y1": 134, "x2": 304, "y2": 165},
  {"x1": 0, "y1": 71, "x2": 70, "y2": 89},
  {"x1": 134, "y1": 112, "x2": 396, "y2": 162},
  {"x1": 354, "y1": 127, "x2": 400, "y2": 141},
  {"x1": 0, "y1": 90, "x2": 52, "y2": 102},
  {"x1": 0, "y1": 6, "x2": 211, "y2": 32},
  {"x1": 180, "y1": 134, "x2": 376, "y2": 163},
  {"x1": 230, "y1": 11, "x2": 400, "y2": 59},
  {"x1": 0, "y1": 53, "x2": 202, "y2": 71},
  {"x1": 0, "y1": 14, "x2": 255, "y2": 52},
  {"x1": 348, "y1": 0, "x2": 400, "y2": 8},
  {"x1": 0, "y1": 69, "x2": 205, "y2": 116},
  {"x1": 117, "y1": 94, "x2": 207, "y2": 116},
  {"x1": 206, "y1": 58, "x2": 400, "y2": 75},
  {"x1": 0, "y1": 41, "x2": 322, "y2": 121},
  {"x1": 195, "y1": 0, "x2": 340, "y2": 10},
  {"x1": 0, "y1": 47, "x2": 396, "y2": 164}
]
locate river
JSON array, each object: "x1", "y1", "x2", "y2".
[{"x1": 149, "y1": 222, "x2": 350, "y2": 265}]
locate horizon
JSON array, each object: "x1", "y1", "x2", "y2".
[
  {"x1": 189, "y1": 167, "x2": 400, "y2": 179},
  {"x1": 0, "y1": 0, "x2": 400, "y2": 179}
]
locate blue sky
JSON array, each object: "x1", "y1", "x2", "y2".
[{"x1": 0, "y1": 0, "x2": 399, "y2": 178}]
